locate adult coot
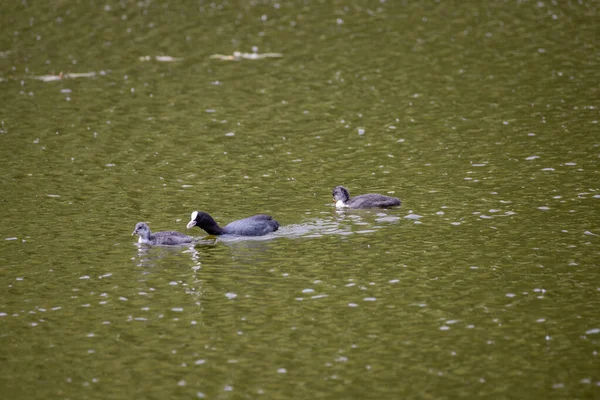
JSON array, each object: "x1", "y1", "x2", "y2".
[
  {"x1": 186, "y1": 211, "x2": 279, "y2": 236},
  {"x1": 332, "y1": 186, "x2": 401, "y2": 209},
  {"x1": 132, "y1": 222, "x2": 194, "y2": 245}
]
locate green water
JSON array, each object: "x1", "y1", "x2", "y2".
[{"x1": 1, "y1": 1, "x2": 599, "y2": 398}]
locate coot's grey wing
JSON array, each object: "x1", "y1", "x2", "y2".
[
  {"x1": 154, "y1": 231, "x2": 193, "y2": 245},
  {"x1": 244, "y1": 214, "x2": 273, "y2": 220},
  {"x1": 223, "y1": 215, "x2": 279, "y2": 236},
  {"x1": 347, "y1": 194, "x2": 401, "y2": 209}
]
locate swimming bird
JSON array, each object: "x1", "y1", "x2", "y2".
[
  {"x1": 186, "y1": 211, "x2": 279, "y2": 236},
  {"x1": 132, "y1": 222, "x2": 194, "y2": 245},
  {"x1": 332, "y1": 186, "x2": 401, "y2": 209}
]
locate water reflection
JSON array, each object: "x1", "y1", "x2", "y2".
[
  {"x1": 209, "y1": 51, "x2": 283, "y2": 61},
  {"x1": 32, "y1": 71, "x2": 98, "y2": 82},
  {"x1": 138, "y1": 55, "x2": 183, "y2": 62},
  {"x1": 134, "y1": 241, "x2": 208, "y2": 270}
]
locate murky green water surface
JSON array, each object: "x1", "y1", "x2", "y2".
[{"x1": 1, "y1": 1, "x2": 599, "y2": 398}]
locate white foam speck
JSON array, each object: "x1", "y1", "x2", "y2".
[
  {"x1": 172, "y1": 308, "x2": 183, "y2": 312},
  {"x1": 586, "y1": 328, "x2": 600, "y2": 335},
  {"x1": 302, "y1": 288, "x2": 314, "y2": 293},
  {"x1": 277, "y1": 368, "x2": 287, "y2": 373},
  {"x1": 363, "y1": 297, "x2": 377, "y2": 301},
  {"x1": 225, "y1": 293, "x2": 237, "y2": 299},
  {"x1": 525, "y1": 155, "x2": 540, "y2": 160}
]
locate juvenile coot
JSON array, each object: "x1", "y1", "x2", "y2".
[
  {"x1": 186, "y1": 211, "x2": 279, "y2": 236},
  {"x1": 332, "y1": 186, "x2": 401, "y2": 209},
  {"x1": 132, "y1": 222, "x2": 194, "y2": 245}
]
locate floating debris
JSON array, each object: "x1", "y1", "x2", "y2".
[
  {"x1": 139, "y1": 55, "x2": 183, "y2": 62},
  {"x1": 32, "y1": 72, "x2": 96, "y2": 82},
  {"x1": 210, "y1": 51, "x2": 283, "y2": 61}
]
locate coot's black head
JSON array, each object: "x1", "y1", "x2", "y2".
[
  {"x1": 186, "y1": 211, "x2": 213, "y2": 229},
  {"x1": 132, "y1": 222, "x2": 150, "y2": 237},
  {"x1": 332, "y1": 186, "x2": 350, "y2": 203}
]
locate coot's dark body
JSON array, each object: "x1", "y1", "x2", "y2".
[{"x1": 186, "y1": 211, "x2": 279, "y2": 236}]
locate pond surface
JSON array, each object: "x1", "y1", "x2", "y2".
[{"x1": 1, "y1": 1, "x2": 599, "y2": 398}]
